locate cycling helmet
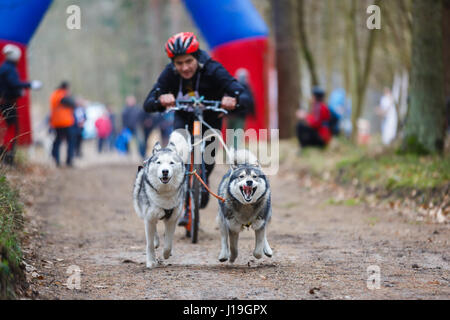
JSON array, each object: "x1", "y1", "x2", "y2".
[{"x1": 165, "y1": 32, "x2": 199, "y2": 59}]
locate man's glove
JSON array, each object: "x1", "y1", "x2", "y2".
[{"x1": 30, "y1": 80, "x2": 43, "y2": 90}]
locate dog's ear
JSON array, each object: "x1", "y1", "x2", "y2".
[
  {"x1": 167, "y1": 141, "x2": 176, "y2": 152},
  {"x1": 231, "y1": 158, "x2": 239, "y2": 170},
  {"x1": 137, "y1": 165, "x2": 143, "y2": 172},
  {"x1": 152, "y1": 142, "x2": 162, "y2": 155}
]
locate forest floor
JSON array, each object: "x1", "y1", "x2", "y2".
[{"x1": 10, "y1": 139, "x2": 450, "y2": 300}]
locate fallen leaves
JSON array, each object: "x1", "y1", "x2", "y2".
[
  {"x1": 31, "y1": 272, "x2": 44, "y2": 280},
  {"x1": 93, "y1": 285, "x2": 109, "y2": 289},
  {"x1": 309, "y1": 287, "x2": 321, "y2": 294}
]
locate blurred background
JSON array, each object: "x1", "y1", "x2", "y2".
[{"x1": 0, "y1": 0, "x2": 449, "y2": 157}]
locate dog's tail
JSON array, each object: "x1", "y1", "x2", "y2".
[
  {"x1": 168, "y1": 129, "x2": 191, "y2": 164},
  {"x1": 229, "y1": 149, "x2": 259, "y2": 167},
  {"x1": 133, "y1": 167, "x2": 146, "y2": 219}
]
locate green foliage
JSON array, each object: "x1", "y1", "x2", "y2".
[
  {"x1": 336, "y1": 153, "x2": 450, "y2": 191},
  {"x1": 0, "y1": 174, "x2": 24, "y2": 299},
  {"x1": 290, "y1": 137, "x2": 449, "y2": 205},
  {"x1": 400, "y1": 135, "x2": 431, "y2": 156}
]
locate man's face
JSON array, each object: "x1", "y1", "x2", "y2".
[{"x1": 173, "y1": 54, "x2": 198, "y2": 80}]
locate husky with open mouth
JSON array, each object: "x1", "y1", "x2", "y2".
[
  {"x1": 133, "y1": 131, "x2": 189, "y2": 268},
  {"x1": 216, "y1": 150, "x2": 273, "y2": 263}
]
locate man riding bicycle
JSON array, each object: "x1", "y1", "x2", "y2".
[{"x1": 142, "y1": 32, "x2": 254, "y2": 224}]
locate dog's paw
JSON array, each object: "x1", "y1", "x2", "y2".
[
  {"x1": 163, "y1": 249, "x2": 171, "y2": 260},
  {"x1": 146, "y1": 260, "x2": 157, "y2": 269},
  {"x1": 253, "y1": 250, "x2": 263, "y2": 259},
  {"x1": 264, "y1": 247, "x2": 273, "y2": 258},
  {"x1": 218, "y1": 254, "x2": 229, "y2": 262},
  {"x1": 218, "y1": 250, "x2": 229, "y2": 262}
]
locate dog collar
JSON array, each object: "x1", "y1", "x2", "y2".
[{"x1": 242, "y1": 222, "x2": 252, "y2": 229}]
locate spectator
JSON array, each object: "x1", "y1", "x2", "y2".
[
  {"x1": 121, "y1": 95, "x2": 142, "y2": 154},
  {"x1": 227, "y1": 68, "x2": 255, "y2": 149},
  {"x1": 95, "y1": 110, "x2": 112, "y2": 153},
  {"x1": 376, "y1": 87, "x2": 398, "y2": 145},
  {"x1": 49, "y1": 81, "x2": 76, "y2": 167},
  {"x1": 73, "y1": 98, "x2": 87, "y2": 157},
  {"x1": 0, "y1": 44, "x2": 42, "y2": 164},
  {"x1": 106, "y1": 104, "x2": 117, "y2": 151},
  {"x1": 139, "y1": 111, "x2": 173, "y2": 158},
  {"x1": 296, "y1": 86, "x2": 331, "y2": 149},
  {"x1": 327, "y1": 88, "x2": 346, "y2": 136}
]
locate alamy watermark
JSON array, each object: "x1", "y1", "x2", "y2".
[
  {"x1": 66, "y1": 5, "x2": 81, "y2": 30},
  {"x1": 367, "y1": 5, "x2": 381, "y2": 30},
  {"x1": 66, "y1": 265, "x2": 81, "y2": 290},
  {"x1": 366, "y1": 265, "x2": 381, "y2": 290},
  {"x1": 174, "y1": 128, "x2": 280, "y2": 175}
]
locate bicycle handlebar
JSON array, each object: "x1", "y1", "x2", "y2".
[{"x1": 165, "y1": 97, "x2": 229, "y2": 115}]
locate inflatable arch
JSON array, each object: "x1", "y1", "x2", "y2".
[
  {"x1": 0, "y1": 0, "x2": 52, "y2": 145},
  {"x1": 183, "y1": 0, "x2": 271, "y2": 134}
]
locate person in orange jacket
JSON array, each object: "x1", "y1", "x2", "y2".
[
  {"x1": 49, "y1": 81, "x2": 76, "y2": 167},
  {"x1": 296, "y1": 87, "x2": 331, "y2": 148}
]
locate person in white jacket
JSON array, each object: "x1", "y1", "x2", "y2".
[{"x1": 377, "y1": 87, "x2": 398, "y2": 145}]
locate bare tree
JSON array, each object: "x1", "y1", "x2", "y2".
[
  {"x1": 298, "y1": 0, "x2": 319, "y2": 87},
  {"x1": 271, "y1": 0, "x2": 301, "y2": 139},
  {"x1": 349, "y1": 0, "x2": 380, "y2": 142},
  {"x1": 402, "y1": 0, "x2": 445, "y2": 154},
  {"x1": 443, "y1": 0, "x2": 450, "y2": 99}
]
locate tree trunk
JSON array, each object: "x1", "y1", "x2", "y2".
[
  {"x1": 402, "y1": 0, "x2": 445, "y2": 154},
  {"x1": 323, "y1": 0, "x2": 334, "y2": 95},
  {"x1": 443, "y1": 0, "x2": 450, "y2": 99},
  {"x1": 272, "y1": 0, "x2": 301, "y2": 139},
  {"x1": 298, "y1": 0, "x2": 319, "y2": 87},
  {"x1": 349, "y1": 0, "x2": 361, "y2": 143},
  {"x1": 343, "y1": 0, "x2": 352, "y2": 106},
  {"x1": 350, "y1": 0, "x2": 379, "y2": 143}
]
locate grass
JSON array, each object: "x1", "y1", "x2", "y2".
[
  {"x1": 336, "y1": 153, "x2": 450, "y2": 191},
  {"x1": 0, "y1": 173, "x2": 25, "y2": 299},
  {"x1": 337, "y1": 154, "x2": 450, "y2": 190},
  {"x1": 283, "y1": 136, "x2": 450, "y2": 205}
]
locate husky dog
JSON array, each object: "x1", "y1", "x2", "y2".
[
  {"x1": 216, "y1": 150, "x2": 273, "y2": 263},
  {"x1": 133, "y1": 131, "x2": 189, "y2": 268}
]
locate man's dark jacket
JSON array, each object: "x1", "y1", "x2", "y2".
[
  {"x1": 142, "y1": 50, "x2": 253, "y2": 128},
  {"x1": 0, "y1": 60, "x2": 30, "y2": 101}
]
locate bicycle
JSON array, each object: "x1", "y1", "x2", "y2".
[{"x1": 166, "y1": 96, "x2": 229, "y2": 243}]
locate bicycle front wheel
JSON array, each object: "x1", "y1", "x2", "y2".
[{"x1": 191, "y1": 163, "x2": 202, "y2": 243}]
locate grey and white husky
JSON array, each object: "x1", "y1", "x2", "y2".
[
  {"x1": 217, "y1": 150, "x2": 273, "y2": 263},
  {"x1": 133, "y1": 131, "x2": 189, "y2": 269}
]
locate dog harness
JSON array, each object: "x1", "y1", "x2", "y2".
[
  {"x1": 161, "y1": 208, "x2": 174, "y2": 220},
  {"x1": 186, "y1": 169, "x2": 226, "y2": 203}
]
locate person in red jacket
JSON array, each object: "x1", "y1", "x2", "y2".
[
  {"x1": 95, "y1": 110, "x2": 112, "y2": 153},
  {"x1": 296, "y1": 87, "x2": 331, "y2": 148}
]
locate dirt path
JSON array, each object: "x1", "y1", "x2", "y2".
[{"x1": 22, "y1": 144, "x2": 449, "y2": 299}]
